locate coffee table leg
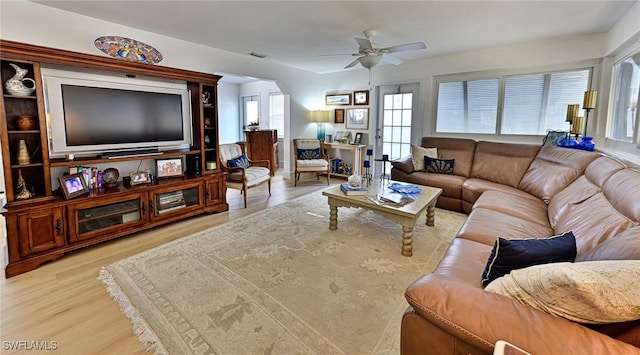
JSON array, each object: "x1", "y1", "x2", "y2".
[
  {"x1": 426, "y1": 203, "x2": 436, "y2": 227},
  {"x1": 329, "y1": 205, "x2": 338, "y2": 230},
  {"x1": 402, "y1": 225, "x2": 413, "y2": 257}
]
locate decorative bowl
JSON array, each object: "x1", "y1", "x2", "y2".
[
  {"x1": 102, "y1": 167, "x2": 120, "y2": 187},
  {"x1": 16, "y1": 115, "x2": 36, "y2": 130}
]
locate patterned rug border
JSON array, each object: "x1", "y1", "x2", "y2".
[{"x1": 98, "y1": 189, "x2": 466, "y2": 354}]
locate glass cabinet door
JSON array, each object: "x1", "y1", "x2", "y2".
[
  {"x1": 68, "y1": 194, "x2": 146, "y2": 242},
  {"x1": 150, "y1": 182, "x2": 203, "y2": 220}
]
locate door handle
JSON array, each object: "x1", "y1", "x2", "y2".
[{"x1": 55, "y1": 218, "x2": 63, "y2": 236}]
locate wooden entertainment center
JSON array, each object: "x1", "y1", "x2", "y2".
[{"x1": 0, "y1": 40, "x2": 228, "y2": 277}]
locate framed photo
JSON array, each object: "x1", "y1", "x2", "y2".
[
  {"x1": 353, "y1": 90, "x2": 369, "y2": 105},
  {"x1": 345, "y1": 108, "x2": 369, "y2": 130},
  {"x1": 325, "y1": 93, "x2": 352, "y2": 106},
  {"x1": 334, "y1": 108, "x2": 345, "y2": 124},
  {"x1": 354, "y1": 132, "x2": 364, "y2": 145},
  {"x1": 129, "y1": 170, "x2": 151, "y2": 185},
  {"x1": 58, "y1": 173, "x2": 90, "y2": 200},
  {"x1": 156, "y1": 157, "x2": 183, "y2": 178}
]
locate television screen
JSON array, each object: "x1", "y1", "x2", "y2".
[
  {"x1": 62, "y1": 85, "x2": 184, "y2": 146},
  {"x1": 43, "y1": 66, "x2": 192, "y2": 157}
]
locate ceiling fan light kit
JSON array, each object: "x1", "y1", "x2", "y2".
[{"x1": 327, "y1": 30, "x2": 427, "y2": 70}]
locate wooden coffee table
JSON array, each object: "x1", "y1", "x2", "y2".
[{"x1": 322, "y1": 181, "x2": 442, "y2": 257}]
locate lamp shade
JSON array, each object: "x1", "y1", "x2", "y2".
[
  {"x1": 583, "y1": 90, "x2": 597, "y2": 109},
  {"x1": 566, "y1": 104, "x2": 580, "y2": 123},
  {"x1": 309, "y1": 110, "x2": 331, "y2": 123}
]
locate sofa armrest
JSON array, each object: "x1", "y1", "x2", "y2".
[
  {"x1": 391, "y1": 155, "x2": 414, "y2": 174},
  {"x1": 405, "y1": 274, "x2": 639, "y2": 354}
]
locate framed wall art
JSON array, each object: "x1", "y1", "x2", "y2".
[
  {"x1": 325, "y1": 93, "x2": 352, "y2": 106},
  {"x1": 156, "y1": 157, "x2": 183, "y2": 178},
  {"x1": 354, "y1": 132, "x2": 364, "y2": 145},
  {"x1": 345, "y1": 108, "x2": 369, "y2": 130},
  {"x1": 334, "y1": 108, "x2": 345, "y2": 124},
  {"x1": 353, "y1": 90, "x2": 369, "y2": 105},
  {"x1": 58, "y1": 173, "x2": 90, "y2": 200}
]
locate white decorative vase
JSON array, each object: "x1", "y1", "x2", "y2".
[{"x1": 4, "y1": 63, "x2": 36, "y2": 96}]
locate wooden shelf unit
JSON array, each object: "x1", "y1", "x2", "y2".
[
  {"x1": 322, "y1": 142, "x2": 367, "y2": 178},
  {"x1": 0, "y1": 40, "x2": 229, "y2": 277}
]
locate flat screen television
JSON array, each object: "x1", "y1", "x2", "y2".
[{"x1": 42, "y1": 66, "x2": 192, "y2": 157}]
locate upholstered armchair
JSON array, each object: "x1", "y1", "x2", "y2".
[
  {"x1": 293, "y1": 138, "x2": 330, "y2": 186},
  {"x1": 219, "y1": 143, "x2": 271, "y2": 208}
]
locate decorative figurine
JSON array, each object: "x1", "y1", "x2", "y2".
[
  {"x1": 5, "y1": 63, "x2": 36, "y2": 96},
  {"x1": 16, "y1": 140, "x2": 31, "y2": 165},
  {"x1": 15, "y1": 169, "x2": 35, "y2": 200}
]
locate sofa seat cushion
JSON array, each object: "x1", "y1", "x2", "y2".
[
  {"x1": 473, "y1": 190, "x2": 548, "y2": 225},
  {"x1": 228, "y1": 166, "x2": 270, "y2": 187},
  {"x1": 462, "y1": 178, "x2": 538, "y2": 208},
  {"x1": 432, "y1": 238, "x2": 493, "y2": 286},
  {"x1": 486, "y1": 260, "x2": 640, "y2": 324},
  {"x1": 457, "y1": 207, "x2": 554, "y2": 246},
  {"x1": 296, "y1": 158, "x2": 328, "y2": 171},
  {"x1": 402, "y1": 171, "x2": 466, "y2": 199}
]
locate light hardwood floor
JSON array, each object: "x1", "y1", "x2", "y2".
[{"x1": 0, "y1": 171, "x2": 336, "y2": 354}]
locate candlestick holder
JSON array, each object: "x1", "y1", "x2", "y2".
[{"x1": 363, "y1": 149, "x2": 373, "y2": 186}]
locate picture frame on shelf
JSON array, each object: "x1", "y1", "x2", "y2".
[
  {"x1": 335, "y1": 108, "x2": 345, "y2": 124},
  {"x1": 346, "y1": 108, "x2": 369, "y2": 130},
  {"x1": 354, "y1": 132, "x2": 363, "y2": 145},
  {"x1": 353, "y1": 90, "x2": 369, "y2": 105},
  {"x1": 58, "y1": 173, "x2": 90, "y2": 200},
  {"x1": 325, "y1": 93, "x2": 352, "y2": 106},
  {"x1": 129, "y1": 170, "x2": 151, "y2": 185},
  {"x1": 156, "y1": 157, "x2": 183, "y2": 178}
]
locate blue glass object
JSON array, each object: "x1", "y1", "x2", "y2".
[
  {"x1": 579, "y1": 136, "x2": 595, "y2": 151},
  {"x1": 317, "y1": 123, "x2": 326, "y2": 141}
]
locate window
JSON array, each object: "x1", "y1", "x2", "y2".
[
  {"x1": 242, "y1": 95, "x2": 259, "y2": 127},
  {"x1": 269, "y1": 93, "x2": 284, "y2": 137},
  {"x1": 436, "y1": 68, "x2": 592, "y2": 135},
  {"x1": 609, "y1": 51, "x2": 640, "y2": 146}
]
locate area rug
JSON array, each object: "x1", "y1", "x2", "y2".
[{"x1": 99, "y1": 191, "x2": 466, "y2": 354}]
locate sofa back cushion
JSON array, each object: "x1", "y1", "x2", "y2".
[
  {"x1": 548, "y1": 156, "x2": 626, "y2": 228},
  {"x1": 421, "y1": 137, "x2": 476, "y2": 177},
  {"x1": 469, "y1": 141, "x2": 539, "y2": 188},
  {"x1": 518, "y1": 146, "x2": 600, "y2": 203},
  {"x1": 552, "y1": 168, "x2": 640, "y2": 256},
  {"x1": 577, "y1": 227, "x2": 640, "y2": 262}
]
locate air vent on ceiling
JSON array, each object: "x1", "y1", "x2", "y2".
[{"x1": 249, "y1": 52, "x2": 267, "y2": 59}]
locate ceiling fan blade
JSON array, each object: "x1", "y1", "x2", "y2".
[
  {"x1": 383, "y1": 42, "x2": 427, "y2": 54},
  {"x1": 317, "y1": 53, "x2": 357, "y2": 57},
  {"x1": 381, "y1": 54, "x2": 405, "y2": 65},
  {"x1": 355, "y1": 37, "x2": 373, "y2": 50},
  {"x1": 344, "y1": 57, "x2": 362, "y2": 69}
]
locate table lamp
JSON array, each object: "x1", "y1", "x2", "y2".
[{"x1": 309, "y1": 110, "x2": 332, "y2": 141}]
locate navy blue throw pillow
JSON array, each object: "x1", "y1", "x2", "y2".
[
  {"x1": 227, "y1": 154, "x2": 249, "y2": 168},
  {"x1": 297, "y1": 148, "x2": 321, "y2": 160},
  {"x1": 481, "y1": 231, "x2": 577, "y2": 287},
  {"x1": 424, "y1": 157, "x2": 454, "y2": 174}
]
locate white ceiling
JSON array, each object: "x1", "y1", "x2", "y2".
[{"x1": 32, "y1": 1, "x2": 636, "y2": 74}]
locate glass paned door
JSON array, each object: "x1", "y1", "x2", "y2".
[{"x1": 376, "y1": 83, "x2": 420, "y2": 177}]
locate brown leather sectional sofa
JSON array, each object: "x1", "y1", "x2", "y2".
[{"x1": 391, "y1": 137, "x2": 640, "y2": 354}]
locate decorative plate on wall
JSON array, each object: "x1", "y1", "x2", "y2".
[{"x1": 94, "y1": 36, "x2": 163, "y2": 64}]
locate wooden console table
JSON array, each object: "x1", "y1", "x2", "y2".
[{"x1": 322, "y1": 142, "x2": 366, "y2": 177}]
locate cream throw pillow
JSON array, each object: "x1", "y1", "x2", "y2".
[
  {"x1": 485, "y1": 260, "x2": 640, "y2": 324},
  {"x1": 411, "y1": 144, "x2": 437, "y2": 171}
]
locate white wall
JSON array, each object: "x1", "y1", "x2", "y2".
[{"x1": 217, "y1": 82, "x2": 240, "y2": 144}]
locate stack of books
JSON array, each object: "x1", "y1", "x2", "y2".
[
  {"x1": 157, "y1": 190, "x2": 186, "y2": 214},
  {"x1": 340, "y1": 183, "x2": 367, "y2": 196}
]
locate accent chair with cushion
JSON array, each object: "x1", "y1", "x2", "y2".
[
  {"x1": 293, "y1": 138, "x2": 330, "y2": 186},
  {"x1": 219, "y1": 143, "x2": 271, "y2": 208}
]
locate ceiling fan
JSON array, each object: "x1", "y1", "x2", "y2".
[{"x1": 324, "y1": 30, "x2": 427, "y2": 70}]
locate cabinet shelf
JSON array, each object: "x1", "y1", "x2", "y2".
[
  {"x1": 8, "y1": 130, "x2": 40, "y2": 134},
  {"x1": 49, "y1": 149, "x2": 201, "y2": 167},
  {"x1": 3, "y1": 94, "x2": 36, "y2": 100},
  {"x1": 11, "y1": 162, "x2": 43, "y2": 168}
]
